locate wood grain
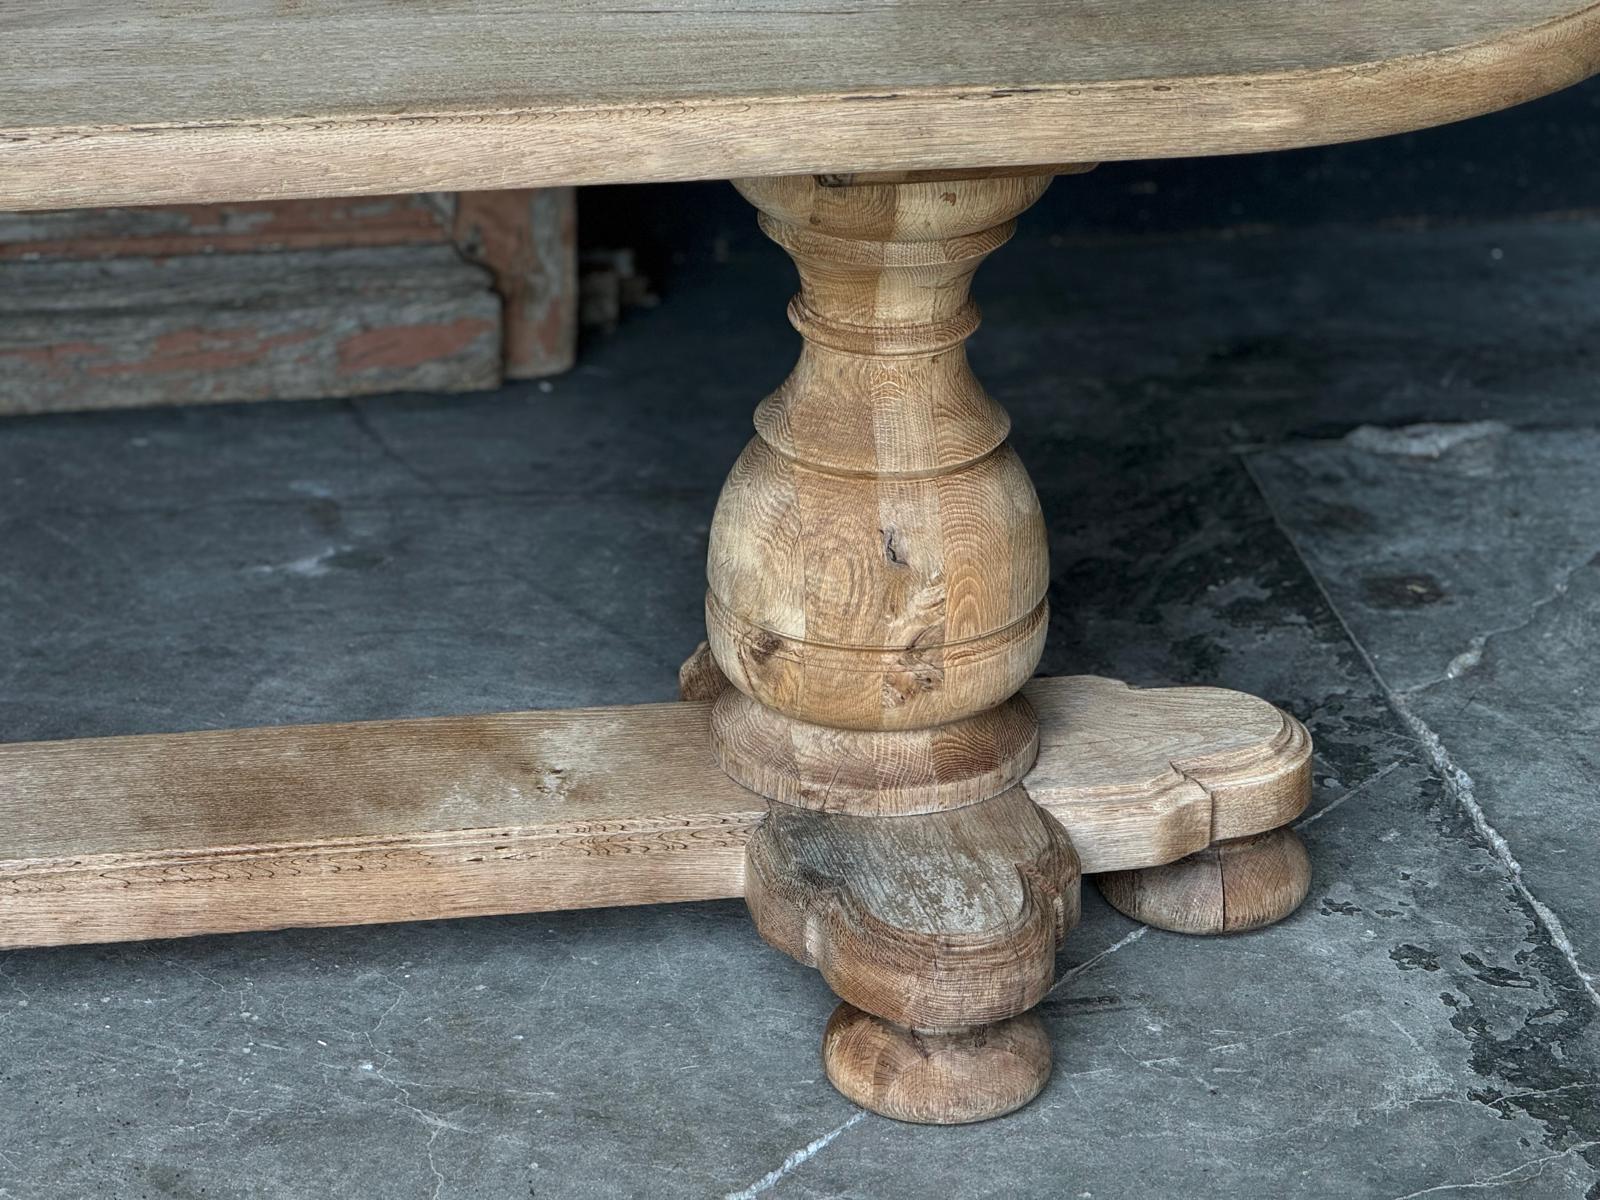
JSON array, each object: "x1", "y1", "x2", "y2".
[
  {"x1": 0, "y1": 700, "x2": 762, "y2": 948},
  {"x1": 0, "y1": 244, "x2": 502, "y2": 413},
  {"x1": 744, "y1": 786, "x2": 1080, "y2": 1032},
  {"x1": 745, "y1": 779, "x2": 1078, "y2": 1123},
  {"x1": 707, "y1": 173, "x2": 1053, "y2": 812},
  {"x1": 822, "y1": 1003, "x2": 1052, "y2": 1125},
  {"x1": 0, "y1": 676, "x2": 1308, "y2": 949},
  {"x1": 676, "y1": 640, "x2": 728, "y2": 704},
  {"x1": 1097, "y1": 827, "x2": 1313, "y2": 935},
  {"x1": 4, "y1": 2, "x2": 1599, "y2": 210},
  {"x1": 1022, "y1": 675, "x2": 1312, "y2": 874},
  {"x1": 709, "y1": 689, "x2": 1040, "y2": 818}
]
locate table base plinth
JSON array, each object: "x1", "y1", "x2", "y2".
[{"x1": 0, "y1": 666, "x2": 1310, "y2": 1118}]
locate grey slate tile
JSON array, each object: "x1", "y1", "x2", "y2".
[{"x1": 3, "y1": 211, "x2": 1599, "y2": 1198}]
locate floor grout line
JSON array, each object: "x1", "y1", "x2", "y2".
[
  {"x1": 1294, "y1": 761, "x2": 1404, "y2": 830},
  {"x1": 1384, "y1": 691, "x2": 1600, "y2": 1010},
  {"x1": 1387, "y1": 1141, "x2": 1600, "y2": 1200},
  {"x1": 1241, "y1": 454, "x2": 1600, "y2": 1014},
  {"x1": 722, "y1": 1110, "x2": 867, "y2": 1200},
  {"x1": 1048, "y1": 925, "x2": 1149, "y2": 997}
]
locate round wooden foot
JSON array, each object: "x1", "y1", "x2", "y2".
[
  {"x1": 822, "y1": 1003, "x2": 1051, "y2": 1124},
  {"x1": 1096, "y1": 826, "x2": 1311, "y2": 934}
]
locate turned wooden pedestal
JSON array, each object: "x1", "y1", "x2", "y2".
[{"x1": 698, "y1": 169, "x2": 1310, "y2": 1121}]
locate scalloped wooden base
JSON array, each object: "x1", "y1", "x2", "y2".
[
  {"x1": 0, "y1": 664, "x2": 1315, "y2": 1124},
  {"x1": 746, "y1": 786, "x2": 1080, "y2": 1030},
  {"x1": 676, "y1": 644, "x2": 1314, "y2": 1119},
  {"x1": 680, "y1": 645, "x2": 1314, "y2": 880},
  {"x1": 747, "y1": 784, "x2": 1077, "y2": 1123},
  {"x1": 1020, "y1": 673, "x2": 1311, "y2": 873}
]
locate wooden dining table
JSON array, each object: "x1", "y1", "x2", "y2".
[{"x1": 3, "y1": 0, "x2": 1597, "y2": 1124}]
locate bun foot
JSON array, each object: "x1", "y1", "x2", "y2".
[
  {"x1": 1096, "y1": 826, "x2": 1311, "y2": 934},
  {"x1": 821, "y1": 1003, "x2": 1051, "y2": 1124}
]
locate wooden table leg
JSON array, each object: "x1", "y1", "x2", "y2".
[
  {"x1": 705, "y1": 168, "x2": 1074, "y2": 1122},
  {"x1": 703, "y1": 169, "x2": 1315, "y2": 1121}
]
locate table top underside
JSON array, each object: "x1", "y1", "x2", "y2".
[{"x1": 4, "y1": 1, "x2": 1600, "y2": 210}]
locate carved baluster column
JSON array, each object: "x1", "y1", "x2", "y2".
[
  {"x1": 705, "y1": 170, "x2": 1080, "y2": 1123},
  {"x1": 709, "y1": 170, "x2": 1055, "y2": 808}
]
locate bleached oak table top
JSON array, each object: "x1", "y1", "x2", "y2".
[{"x1": 4, "y1": 1, "x2": 1599, "y2": 211}]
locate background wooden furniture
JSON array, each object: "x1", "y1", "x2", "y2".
[
  {"x1": 3, "y1": 0, "x2": 1596, "y2": 1125},
  {"x1": 0, "y1": 189, "x2": 576, "y2": 414}
]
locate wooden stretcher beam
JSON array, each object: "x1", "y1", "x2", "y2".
[
  {"x1": 0, "y1": 699, "x2": 763, "y2": 949},
  {"x1": 0, "y1": 676, "x2": 1307, "y2": 950}
]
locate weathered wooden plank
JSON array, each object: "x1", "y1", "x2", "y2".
[
  {"x1": 0, "y1": 194, "x2": 451, "y2": 261},
  {"x1": 0, "y1": 245, "x2": 501, "y2": 413},
  {"x1": 0, "y1": 190, "x2": 579, "y2": 410},
  {"x1": 0, "y1": 700, "x2": 764, "y2": 948},
  {"x1": 0, "y1": 676, "x2": 1310, "y2": 949},
  {"x1": 2, "y1": 2, "x2": 1597, "y2": 210}
]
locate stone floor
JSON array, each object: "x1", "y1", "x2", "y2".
[{"x1": 2, "y1": 206, "x2": 1599, "y2": 1199}]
